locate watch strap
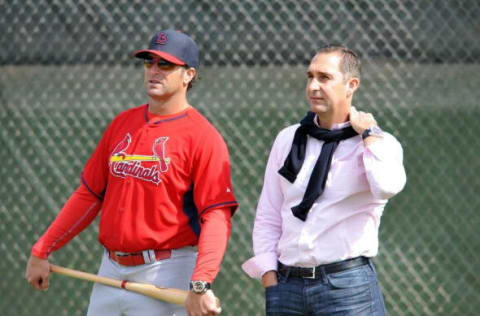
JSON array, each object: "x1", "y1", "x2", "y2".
[
  {"x1": 189, "y1": 280, "x2": 211, "y2": 293},
  {"x1": 361, "y1": 128, "x2": 371, "y2": 140},
  {"x1": 362, "y1": 126, "x2": 383, "y2": 140}
]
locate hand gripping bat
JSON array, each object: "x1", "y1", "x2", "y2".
[{"x1": 50, "y1": 264, "x2": 220, "y2": 307}]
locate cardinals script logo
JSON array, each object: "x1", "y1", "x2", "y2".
[{"x1": 109, "y1": 133, "x2": 170, "y2": 185}]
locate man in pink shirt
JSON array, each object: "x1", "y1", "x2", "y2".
[{"x1": 242, "y1": 45, "x2": 406, "y2": 315}]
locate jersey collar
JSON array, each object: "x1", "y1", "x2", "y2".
[{"x1": 144, "y1": 104, "x2": 190, "y2": 126}]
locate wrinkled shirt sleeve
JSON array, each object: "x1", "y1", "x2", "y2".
[
  {"x1": 363, "y1": 133, "x2": 407, "y2": 200},
  {"x1": 242, "y1": 133, "x2": 286, "y2": 279}
]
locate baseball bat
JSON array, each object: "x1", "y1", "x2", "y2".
[{"x1": 50, "y1": 264, "x2": 220, "y2": 307}]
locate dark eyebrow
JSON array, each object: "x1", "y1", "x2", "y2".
[{"x1": 307, "y1": 70, "x2": 331, "y2": 78}]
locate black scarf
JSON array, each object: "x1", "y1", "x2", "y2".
[{"x1": 278, "y1": 111, "x2": 358, "y2": 221}]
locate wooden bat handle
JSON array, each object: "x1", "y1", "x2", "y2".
[
  {"x1": 50, "y1": 264, "x2": 124, "y2": 288},
  {"x1": 49, "y1": 264, "x2": 220, "y2": 307}
]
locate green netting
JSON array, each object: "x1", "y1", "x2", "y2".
[{"x1": 1, "y1": 1, "x2": 479, "y2": 315}]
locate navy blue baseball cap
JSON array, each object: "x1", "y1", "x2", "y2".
[{"x1": 134, "y1": 29, "x2": 199, "y2": 69}]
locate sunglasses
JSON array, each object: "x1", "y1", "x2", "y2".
[{"x1": 143, "y1": 58, "x2": 178, "y2": 69}]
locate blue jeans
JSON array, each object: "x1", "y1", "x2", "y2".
[{"x1": 265, "y1": 260, "x2": 387, "y2": 316}]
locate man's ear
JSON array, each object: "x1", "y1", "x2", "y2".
[
  {"x1": 184, "y1": 68, "x2": 196, "y2": 85},
  {"x1": 346, "y1": 77, "x2": 360, "y2": 97}
]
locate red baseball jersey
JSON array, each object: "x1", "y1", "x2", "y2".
[{"x1": 80, "y1": 104, "x2": 238, "y2": 252}]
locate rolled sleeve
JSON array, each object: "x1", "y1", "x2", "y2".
[
  {"x1": 363, "y1": 133, "x2": 407, "y2": 199},
  {"x1": 241, "y1": 252, "x2": 279, "y2": 279}
]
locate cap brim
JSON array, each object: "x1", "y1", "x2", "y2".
[{"x1": 134, "y1": 49, "x2": 186, "y2": 66}]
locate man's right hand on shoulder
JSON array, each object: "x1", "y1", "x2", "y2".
[
  {"x1": 25, "y1": 254, "x2": 50, "y2": 291},
  {"x1": 261, "y1": 270, "x2": 278, "y2": 288}
]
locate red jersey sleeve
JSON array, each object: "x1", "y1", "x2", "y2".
[
  {"x1": 191, "y1": 207, "x2": 232, "y2": 282},
  {"x1": 191, "y1": 127, "x2": 238, "y2": 216},
  {"x1": 81, "y1": 122, "x2": 114, "y2": 200},
  {"x1": 31, "y1": 184, "x2": 102, "y2": 259}
]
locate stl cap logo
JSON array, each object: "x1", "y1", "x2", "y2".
[{"x1": 156, "y1": 32, "x2": 167, "y2": 45}]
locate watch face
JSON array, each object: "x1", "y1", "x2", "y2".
[
  {"x1": 193, "y1": 281, "x2": 206, "y2": 292},
  {"x1": 370, "y1": 126, "x2": 383, "y2": 135},
  {"x1": 191, "y1": 281, "x2": 210, "y2": 293},
  {"x1": 362, "y1": 126, "x2": 383, "y2": 140}
]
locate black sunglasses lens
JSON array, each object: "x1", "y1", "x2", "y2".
[{"x1": 144, "y1": 58, "x2": 175, "y2": 67}]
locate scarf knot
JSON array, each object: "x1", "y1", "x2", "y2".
[{"x1": 278, "y1": 111, "x2": 358, "y2": 221}]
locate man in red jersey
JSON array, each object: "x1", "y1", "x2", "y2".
[{"x1": 25, "y1": 29, "x2": 238, "y2": 316}]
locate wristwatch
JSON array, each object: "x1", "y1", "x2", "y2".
[
  {"x1": 361, "y1": 126, "x2": 383, "y2": 140},
  {"x1": 189, "y1": 280, "x2": 211, "y2": 294}
]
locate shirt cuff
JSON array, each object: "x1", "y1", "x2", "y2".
[
  {"x1": 31, "y1": 246, "x2": 48, "y2": 260},
  {"x1": 241, "y1": 252, "x2": 278, "y2": 279}
]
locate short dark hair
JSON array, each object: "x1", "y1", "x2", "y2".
[{"x1": 315, "y1": 45, "x2": 361, "y2": 80}]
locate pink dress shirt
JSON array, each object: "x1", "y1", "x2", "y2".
[{"x1": 242, "y1": 120, "x2": 406, "y2": 279}]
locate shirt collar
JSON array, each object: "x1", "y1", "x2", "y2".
[{"x1": 313, "y1": 114, "x2": 352, "y2": 130}]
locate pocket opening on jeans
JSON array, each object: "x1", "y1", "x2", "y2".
[{"x1": 326, "y1": 266, "x2": 370, "y2": 289}]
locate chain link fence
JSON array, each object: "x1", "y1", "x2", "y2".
[{"x1": 1, "y1": 0, "x2": 479, "y2": 315}]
